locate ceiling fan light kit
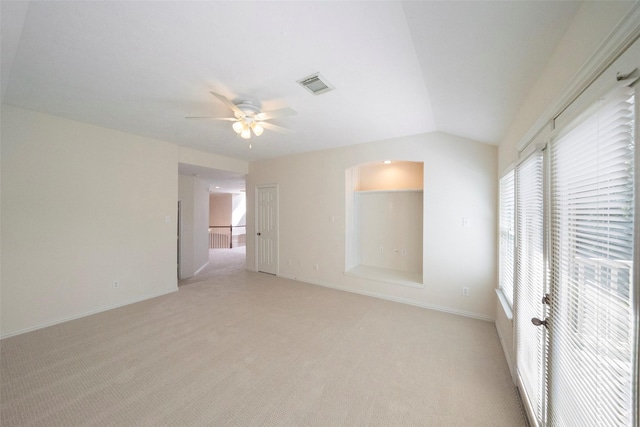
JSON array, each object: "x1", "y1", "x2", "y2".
[
  {"x1": 232, "y1": 121, "x2": 244, "y2": 133},
  {"x1": 186, "y1": 91, "x2": 297, "y2": 141},
  {"x1": 251, "y1": 122, "x2": 264, "y2": 136},
  {"x1": 232, "y1": 115, "x2": 264, "y2": 139}
]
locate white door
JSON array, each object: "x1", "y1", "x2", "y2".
[
  {"x1": 515, "y1": 149, "x2": 548, "y2": 426},
  {"x1": 256, "y1": 185, "x2": 278, "y2": 274}
]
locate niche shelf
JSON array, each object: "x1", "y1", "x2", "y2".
[
  {"x1": 345, "y1": 161, "x2": 424, "y2": 287},
  {"x1": 345, "y1": 265, "x2": 423, "y2": 288}
]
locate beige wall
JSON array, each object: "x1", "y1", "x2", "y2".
[
  {"x1": 1, "y1": 105, "x2": 249, "y2": 337},
  {"x1": 193, "y1": 178, "x2": 209, "y2": 273},
  {"x1": 209, "y1": 193, "x2": 232, "y2": 226},
  {"x1": 232, "y1": 193, "x2": 246, "y2": 226},
  {"x1": 178, "y1": 176, "x2": 194, "y2": 278},
  {"x1": 247, "y1": 131, "x2": 497, "y2": 320},
  {"x1": 1, "y1": 106, "x2": 179, "y2": 337},
  {"x1": 356, "y1": 190, "x2": 423, "y2": 272},
  {"x1": 179, "y1": 146, "x2": 248, "y2": 176},
  {"x1": 355, "y1": 161, "x2": 424, "y2": 191},
  {"x1": 178, "y1": 175, "x2": 209, "y2": 279},
  {"x1": 498, "y1": 1, "x2": 637, "y2": 173}
]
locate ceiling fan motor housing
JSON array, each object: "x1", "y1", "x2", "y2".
[{"x1": 234, "y1": 101, "x2": 261, "y2": 120}]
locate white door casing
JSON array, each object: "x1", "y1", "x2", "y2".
[{"x1": 256, "y1": 185, "x2": 278, "y2": 274}]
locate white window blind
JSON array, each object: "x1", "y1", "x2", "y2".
[
  {"x1": 515, "y1": 151, "x2": 546, "y2": 425},
  {"x1": 548, "y1": 85, "x2": 635, "y2": 426},
  {"x1": 499, "y1": 170, "x2": 516, "y2": 307}
]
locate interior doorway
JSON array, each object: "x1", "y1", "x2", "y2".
[
  {"x1": 209, "y1": 192, "x2": 247, "y2": 249},
  {"x1": 256, "y1": 185, "x2": 278, "y2": 275},
  {"x1": 177, "y1": 162, "x2": 247, "y2": 282}
]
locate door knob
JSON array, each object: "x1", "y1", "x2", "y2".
[
  {"x1": 531, "y1": 317, "x2": 548, "y2": 328},
  {"x1": 257, "y1": 232, "x2": 261, "y2": 236}
]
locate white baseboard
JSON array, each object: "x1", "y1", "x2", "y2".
[
  {"x1": 495, "y1": 322, "x2": 516, "y2": 383},
  {"x1": 277, "y1": 273, "x2": 494, "y2": 322},
  {"x1": 194, "y1": 261, "x2": 209, "y2": 276},
  {"x1": 0, "y1": 287, "x2": 179, "y2": 340}
]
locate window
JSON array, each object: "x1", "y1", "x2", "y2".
[
  {"x1": 548, "y1": 84, "x2": 635, "y2": 426},
  {"x1": 499, "y1": 170, "x2": 515, "y2": 307}
]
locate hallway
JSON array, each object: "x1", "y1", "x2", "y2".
[{"x1": 179, "y1": 247, "x2": 246, "y2": 287}]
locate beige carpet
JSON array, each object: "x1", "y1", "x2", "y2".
[{"x1": 1, "y1": 248, "x2": 526, "y2": 426}]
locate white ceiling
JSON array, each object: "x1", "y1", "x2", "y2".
[{"x1": 2, "y1": 1, "x2": 580, "y2": 171}]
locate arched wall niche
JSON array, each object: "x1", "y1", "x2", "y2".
[{"x1": 345, "y1": 160, "x2": 424, "y2": 286}]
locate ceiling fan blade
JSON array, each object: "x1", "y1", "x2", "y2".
[
  {"x1": 255, "y1": 107, "x2": 297, "y2": 121},
  {"x1": 260, "y1": 121, "x2": 295, "y2": 134},
  {"x1": 210, "y1": 91, "x2": 244, "y2": 116},
  {"x1": 185, "y1": 116, "x2": 237, "y2": 121}
]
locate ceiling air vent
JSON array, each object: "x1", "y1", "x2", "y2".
[{"x1": 297, "y1": 73, "x2": 334, "y2": 95}]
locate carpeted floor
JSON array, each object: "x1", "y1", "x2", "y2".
[{"x1": 1, "y1": 248, "x2": 526, "y2": 426}]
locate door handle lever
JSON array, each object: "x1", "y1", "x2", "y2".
[{"x1": 531, "y1": 317, "x2": 548, "y2": 328}]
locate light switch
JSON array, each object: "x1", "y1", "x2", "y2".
[{"x1": 462, "y1": 217, "x2": 471, "y2": 228}]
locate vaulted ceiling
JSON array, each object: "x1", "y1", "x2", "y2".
[{"x1": 2, "y1": 1, "x2": 581, "y2": 163}]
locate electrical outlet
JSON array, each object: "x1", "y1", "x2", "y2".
[
  {"x1": 113, "y1": 280, "x2": 120, "y2": 288},
  {"x1": 462, "y1": 287, "x2": 469, "y2": 296},
  {"x1": 401, "y1": 248, "x2": 407, "y2": 255},
  {"x1": 314, "y1": 263, "x2": 319, "y2": 271},
  {"x1": 379, "y1": 246, "x2": 384, "y2": 254}
]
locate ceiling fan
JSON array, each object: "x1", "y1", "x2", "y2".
[{"x1": 186, "y1": 91, "x2": 296, "y2": 139}]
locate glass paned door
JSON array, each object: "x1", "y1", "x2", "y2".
[
  {"x1": 515, "y1": 150, "x2": 548, "y2": 426},
  {"x1": 548, "y1": 84, "x2": 636, "y2": 427}
]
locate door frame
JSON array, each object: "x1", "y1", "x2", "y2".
[
  {"x1": 177, "y1": 200, "x2": 182, "y2": 279},
  {"x1": 513, "y1": 147, "x2": 549, "y2": 427},
  {"x1": 255, "y1": 184, "x2": 279, "y2": 274}
]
